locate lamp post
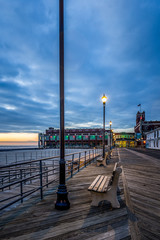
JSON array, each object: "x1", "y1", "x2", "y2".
[
  {"x1": 55, "y1": 0, "x2": 70, "y2": 210},
  {"x1": 101, "y1": 94, "x2": 107, "y2": 159},
  {"x1": 109, "y1": 121, "x2": 112, "y2": 150}
]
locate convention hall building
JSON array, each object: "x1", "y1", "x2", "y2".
[{"x1": 38, "y1": 128, "x2": 111, "y2": 148}]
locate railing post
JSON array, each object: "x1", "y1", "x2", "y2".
[
  {"x1": 6, "y1": 154, "x2": 7, "y2": 165},
  {"x1": 8, "y1": 169, "x2": 10, "y2": 190},
  {"x1": 78, "y1": 152, "x2": 81, "y2": 172},
  {"x1": 53, "y1": 160, "x2": 55, "y2": 174},
  {"x1": 30, "y1": 161, "x2": 32, "y2": 184},
  {"x1": 85, "y1": 151, "x2": 86, "y2": 167},
  {"x1": 24, "y1": 168, "x2": 26, "y2": 185},
  {"x1": 46, "y1": 166, "x2": 48, "y2": 188},
  {"x1": 39, "y1": 160, "x2": 43, "y2": 200},
  {"x1": 71, "y1": 154, "x2": 74, "y2": 178},
  {"x1": 20, "y1": 169, "x2": 23, "y2": 203}
]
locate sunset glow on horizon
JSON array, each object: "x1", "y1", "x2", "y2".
[{"x1": 0, "y1": 133, "x2": 38, "y2": 145}]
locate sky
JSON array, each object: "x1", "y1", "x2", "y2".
[{"x1": 0, "y1": 0, "x2": 160, "y2": 143}]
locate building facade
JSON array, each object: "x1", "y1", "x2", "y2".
[
  {"x1": 39, "y1": 128, "x2": 111, "y2": 148},
  {"x1": 145, "y1": 128, "x2": 160, "y2": 149},
  {"x1": 134, "y1": 111, "x2": 160, "y2": 139},
  {"x1": 114, "y1": 133, "x2": 135, "y2": 148}
]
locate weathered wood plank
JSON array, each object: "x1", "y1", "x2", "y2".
[{"x1": 1, "y1": 208, "x2": 128, "y2": 240}]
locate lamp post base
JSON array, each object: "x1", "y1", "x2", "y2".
[{"x1": 55, "y1": 184, "x2": 70, "y2": 210}]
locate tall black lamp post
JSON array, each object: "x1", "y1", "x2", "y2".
[
  {"x1": 109, "y1": 121, "x2": 112, "y2": 150},
  {"x1": 55, "y1": 0, "x2": 70, "y2": 210},
  {"x1": 101, "y1": 94, "x2": 107, "y2": 159}
]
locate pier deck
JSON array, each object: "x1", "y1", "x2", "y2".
[
  {"x1": 0, "y1": 148, "x2": 159, "y2": 239},
  {"x1": 0, "y1": 150, "x2": 131, "y2": 240},
  {"x1": 120, "y1": 148, "x2": 160, "y2": 240}
]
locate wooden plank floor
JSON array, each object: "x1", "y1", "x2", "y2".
[
  {"x1": 119, "y1": 148, "x2": 160, "y2": 240},
  {"x1": 0, "y1": 150, "x2": 131, "y2": 240}
]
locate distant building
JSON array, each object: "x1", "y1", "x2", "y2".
[
  {"x1": 134, "y1": 111, "x2": 160, "y2": 139},
  {"x1": 39, "y1": 128, "x2": 111, "y2": 148},
  {"x1": 145, "y1": 127, "x2": 160, "y2": 149},
  {"x1": 114, "y1": 132, "x2": 135, "y2": 148}
]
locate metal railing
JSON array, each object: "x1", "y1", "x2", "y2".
[
  {"x1": 0, "y1": 148, "x2": 82, "y2": 166},
  {"x1": 0, "y1": 148, "x2": 102, "y2": 211}
]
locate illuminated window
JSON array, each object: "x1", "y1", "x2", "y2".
[
  {"x1": 97, "y1": 135, "x2": 102, "y2": 140},
  {"x1": 83, "y1": 135, "x2": 88, "y2": 140},
  {"x1": 76, "y1": 135, "x2": 82, "y2": 140},
  {"x1": 70, "y1": 135, "x2": 75, "y2": 140},
  {"x1": 90, "y1": 135, "x2": 95, "y2": 140},
  {"x1": 65, "y1": 136, "x2": 69, "y2": 140},
  {"x1": 105, "y1": 135, "x2": 108, "y2": 140}
]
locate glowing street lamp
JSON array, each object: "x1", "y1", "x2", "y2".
[
  {"x1": 102, "y1": 95, "x2": 107, "y2": 104},
  {"x1": 109, "y1": 121, "x2": 112, "y2": 150},
  {"x1": 101, "y1": 94, "x2": 107, "y2": 159}
]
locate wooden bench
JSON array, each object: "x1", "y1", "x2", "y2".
[
  {"x1": 108, "y1": 150, "x2": 112, "y2": 158},
  {"x1": 88, "y1": 163, "x2": 122, "y2": 208},
  {"x1": 96, "y1": 152, "x2": 109, "y2": 167}
]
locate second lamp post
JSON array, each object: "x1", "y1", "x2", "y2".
[
  {"x1": 101, "y1": 94, "x2": 107, "y2": 159},
  {"x1": 110, "y1": 121, "x2": 112, "y2": 150}
]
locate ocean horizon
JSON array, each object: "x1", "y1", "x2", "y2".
[{"x1": 0, "y1": 145, "x2": 38, "y2": 150}]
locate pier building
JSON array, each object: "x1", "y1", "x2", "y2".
[
  {"x1": 39, "y1": 128, "x2": 111, "y2": 148},
  {"x1": 114, "y1": 132, "x2": 135, "y2": 148}
]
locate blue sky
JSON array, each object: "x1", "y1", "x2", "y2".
[{"x1": 0, "y1": 0, "x2": 160, "y2": 134}]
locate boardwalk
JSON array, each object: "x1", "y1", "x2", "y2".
[
  {"x1": 0, "y1": 148, "x2": 159, "y2": 239},
  {"x1": 119, "y1": 148, "x2": 160, "y2": 240},
  {"x1": 0, "y1": 150, "x2": 131, "y2": 240}
]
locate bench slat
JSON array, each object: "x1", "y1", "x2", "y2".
[
  {"x1": 92, "y1": 175, "x2": 104, "y2": 191},
  {"x1": 113, "y1": 163, "x2": 118, "y2": 172},
  {"x1": 88, "y1": 175, "x2": 101, "y2": 191},
  {"x1": 88, "y1": 175, "x2": 112, "y2": 193},
  {"x1": 98, "y1": 176, "x2": 111, "y2": 192}
]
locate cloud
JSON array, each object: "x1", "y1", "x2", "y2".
[
  {"x1": 1, "y1": 104, "x2": 17, "y2": 111},
  {"x1": 0, "y1": 0, "x2": 160, "y2": 134}
]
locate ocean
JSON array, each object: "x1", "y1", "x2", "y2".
[
  {"x1": 0, "y1": 147, "x2": 84, "y2": 166},
  {"x1": 0, "y1": 145, "x2": 38, "y2": 151}
]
